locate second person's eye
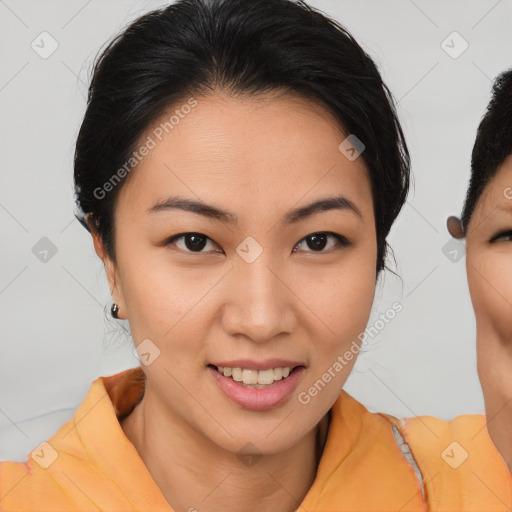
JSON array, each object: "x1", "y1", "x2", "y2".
[{"x1": 490, "y1": 230, "x2": 512, "y2": 243}]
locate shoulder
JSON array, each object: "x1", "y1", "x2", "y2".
[
  {"x1": 0, "y1": 421, "x2": 88, "y2": 510},
  {"x1": 382, "y1": 410, "x2": 508, "y2": 467},
  {"x1": 0, "y1": 368, "x2": 154, "y2": 511},
  {"x1": 381, "y1": 410, "x2": 512, "y2": 510},
  {"x1": 0, "y1": 372, "x2": 120, "y2": 510}
]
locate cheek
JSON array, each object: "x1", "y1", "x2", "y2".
[
  {"x1": 117, "y1": 244, "x2": 218, "y2": 344},
  {"x1": 468, "y1": 252, "x2": 512, "y2": 341},
  {"x1": 297, "y1": 245, "x2": 377, "y2": 369},
  {"x1": 319, "y1": 265, "x2": 375, "y2": 339},
  {"x1": 323, "y1": 244, "x2": 377, "y2": 334}
]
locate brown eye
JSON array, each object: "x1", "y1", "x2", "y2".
[
  {"x1": 293, "y1": 232, "x2": 349, "y2": 253},
  {"x1": 166, "y1": 233, "x2": 221, "y2": 253}
]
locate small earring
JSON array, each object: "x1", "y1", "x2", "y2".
[{"x1": 111, "y1": 303, "x2": 120, "y2": 319}]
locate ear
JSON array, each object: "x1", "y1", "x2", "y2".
[
  {"x1": 446, "y1": 215, "x2": 464, "y2": 239},
  {"x1": 86, "y1": 213, "x2": 127, "y2": 319}
]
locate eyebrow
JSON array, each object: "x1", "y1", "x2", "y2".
[{"x1": 147, "y1": 194, "x2": 362, "y2": 224}]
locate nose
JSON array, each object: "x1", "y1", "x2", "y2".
[{"x1": 221, "y1": 255, "x2": 296, "y2": 343}]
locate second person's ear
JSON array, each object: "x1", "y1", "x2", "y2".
[{"x1": 446, "y1": 215, "x2": 464, "y2": 239}]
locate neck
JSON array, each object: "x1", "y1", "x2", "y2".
[{"x1": 120, "y1": 390, "x2": 330, "y2": 512}]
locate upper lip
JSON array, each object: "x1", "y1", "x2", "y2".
[{"x1": 209, "y1": 359, "x2": 305, "y2": 371}]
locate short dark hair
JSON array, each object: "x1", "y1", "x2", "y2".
[
  {"x1": 461, "y1": 68, "x2": 512, "y2": 232},
  {"x1": 73, "y1": 0, "x2": 410, "y2": 274}
]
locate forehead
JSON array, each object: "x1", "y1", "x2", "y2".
[
  {"x1": 467, "y1": 155, "x2": 512, "y2": 236},
  {"x1": 476, "y1": 155, "x2": 512, "y2": 209},
  {"x1": 116, "y1": 90, "x2": 373, "y2": 222}
]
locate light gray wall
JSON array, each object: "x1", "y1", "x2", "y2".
[{"x1": 1, "y1": 0, "x2": 510, "y2": 462}]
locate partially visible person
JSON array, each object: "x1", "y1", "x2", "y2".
[{"x1": 448, "y1": 68, "x2": 512, "y2": 475}]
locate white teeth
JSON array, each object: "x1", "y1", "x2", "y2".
[
  {"x1": 215, "y1": 365, "x2": 296, "y2": 384},
  {"x1": 243, "y1": 369, "x2": 259, "y2": 384},
  {"x1": 231, "y1": 367, "x2": 243, "y2": 382},
  {"x1": 257, "y1": 369, "x2": 275, "y2": 385}
]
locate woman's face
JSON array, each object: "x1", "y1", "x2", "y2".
[
  {"x1": 96, "y1": 90, "x2": 377, "y2": 454},
  {"x1": 466, "y1": 155, "x2": 512, "y2": 410}
]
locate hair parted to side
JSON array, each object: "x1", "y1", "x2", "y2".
[
  {"x1": 73, "y1": 0, "x2": 410, "y2": 275},
  {"x1": 461, "y1": 68, "x2": 512, "y2": 233}
]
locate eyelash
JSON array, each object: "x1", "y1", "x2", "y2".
[
  {"x1": 165, "y1": 231, "x2": 350, "y2": 255},
  {"x1": 490, "y1": 230, "x2": 512, "y2": 243}
]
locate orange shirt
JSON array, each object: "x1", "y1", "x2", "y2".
[{"x1": 1, "y1": 366, "x2": 511, "y2": 511}]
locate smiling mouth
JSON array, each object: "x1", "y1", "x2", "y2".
[{"x1": 208, "y1": 364, "x2": 304, "y2": 388}]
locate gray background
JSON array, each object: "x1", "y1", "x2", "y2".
[{"x1": 1, "y1": 0, "x2": 511, "y2": 462}]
